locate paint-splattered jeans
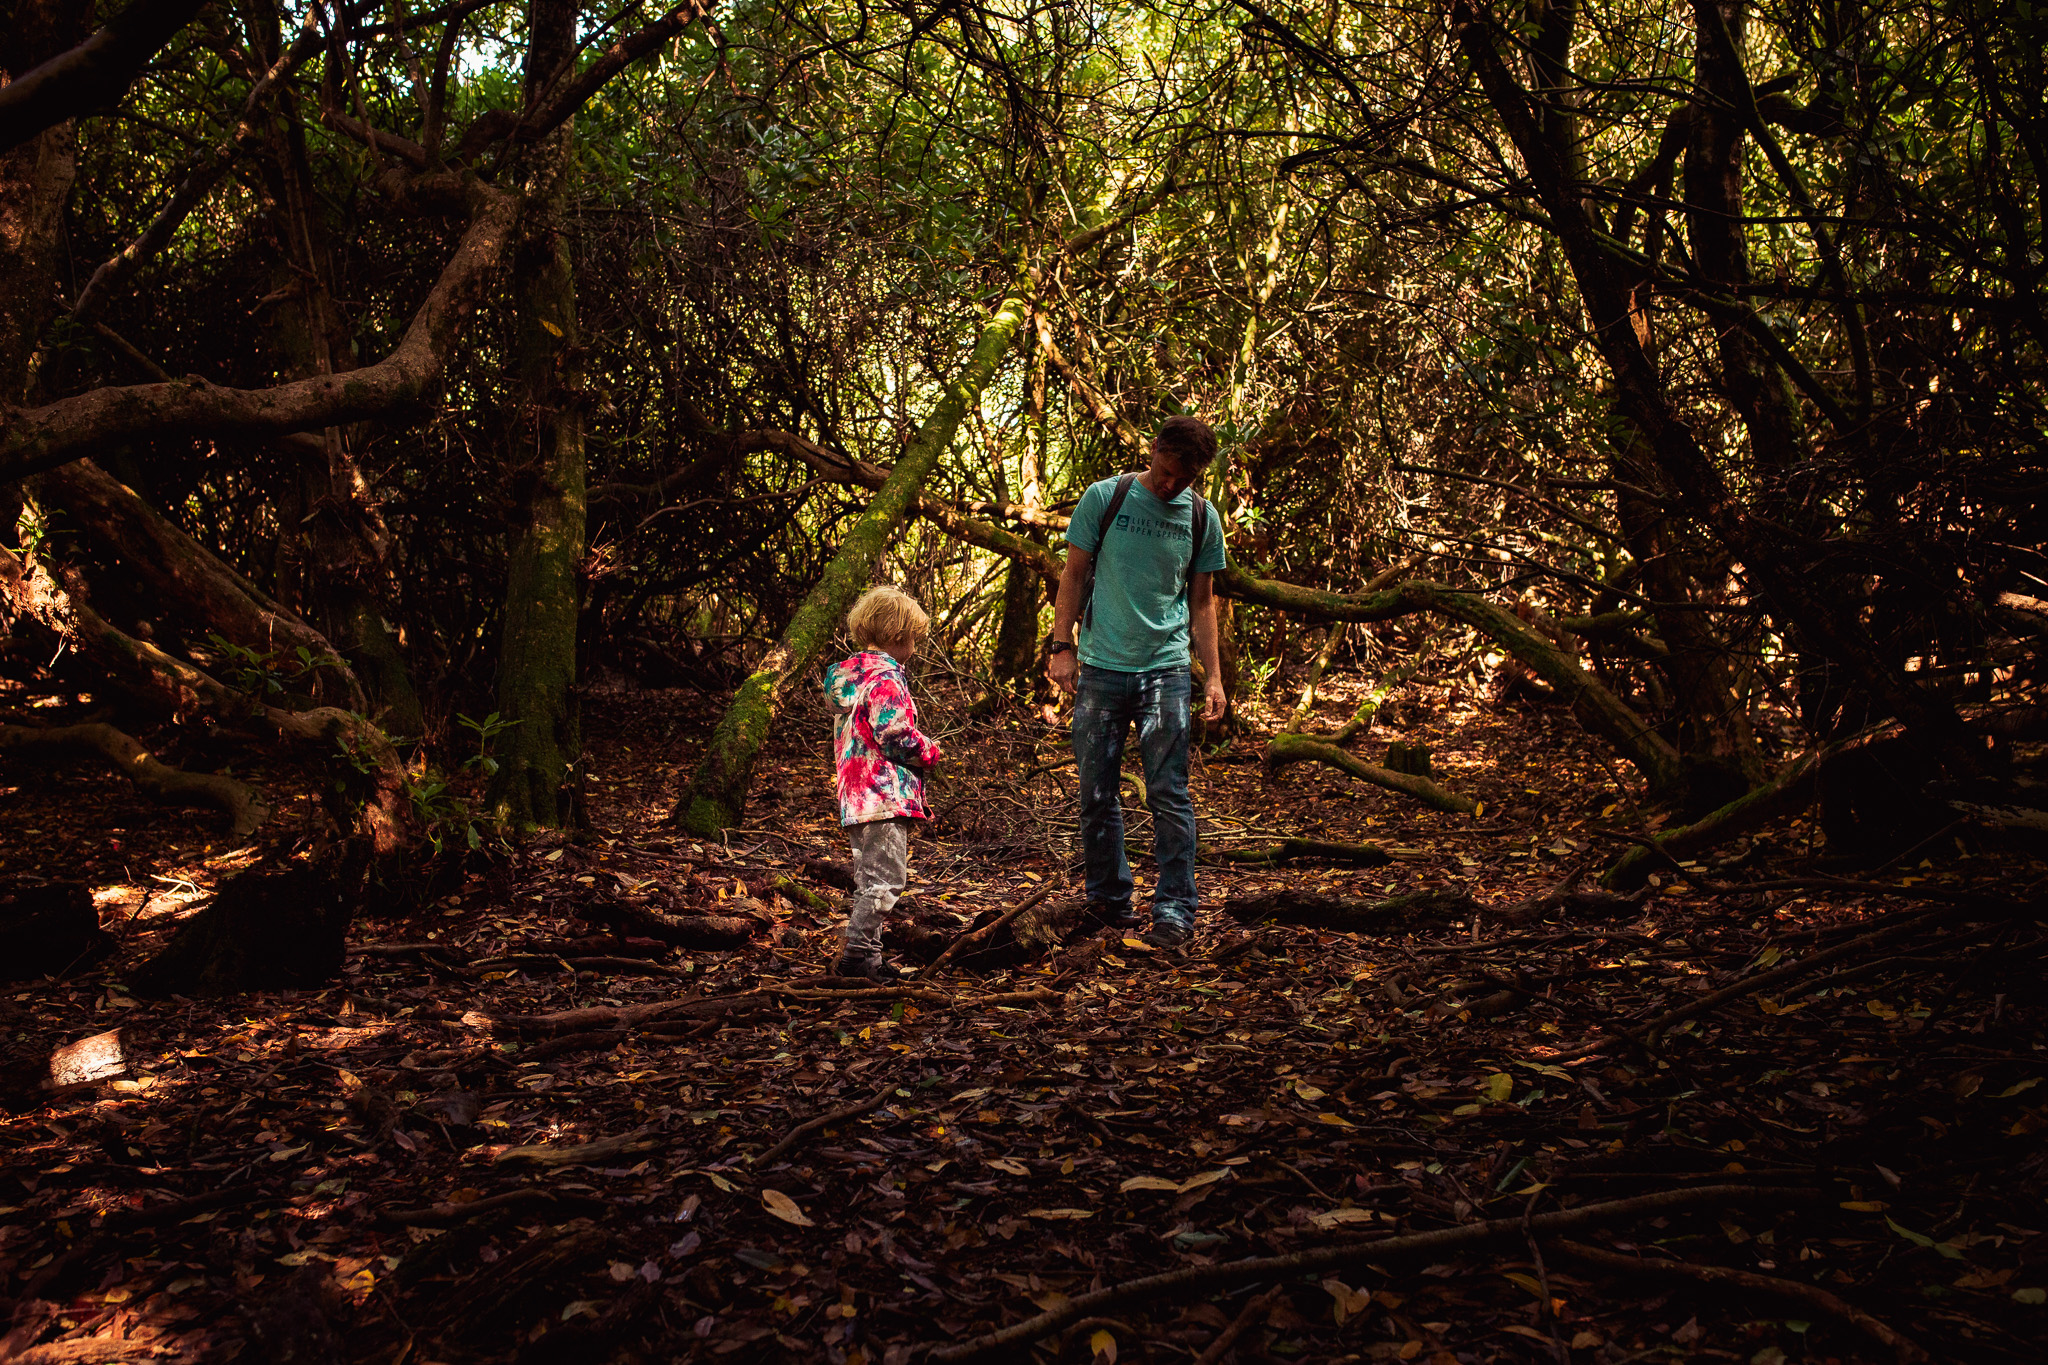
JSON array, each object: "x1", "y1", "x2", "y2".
[
  {"x1": 1072, "y1": 664, "x2": 1198, "y2": 931},
  {"x1": 844, "y1": 817, "x2": 912, "y2": 957}
]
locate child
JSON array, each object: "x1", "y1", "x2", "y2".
[{"x1": 822, "y1": 585, "x2": 943, "y2": 980}]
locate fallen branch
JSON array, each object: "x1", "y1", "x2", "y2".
[
  {"x1": 0, "y1": 721, "x2": 269, "y2": 836},
  {"x1": 1554, "y1": 1239, "x2": 1926, "y2": 1363},
  {"x1": 1202, "y1": 838, "x2": 1392, "y2": 867},
  {"x1": 1227, "y1": 888, "x2": 1480, "y2": 932},
  {"x1": 925, "y1": 1185, "x2": 1810, "y2": 1362},
  {"x1": 577, "y1": 897, "x2": 760, "y2": 949},
  {"x1": 1264, "y1": 732, "x2": 1479, "y2": 815},
  {"x1": 492, "y1": 1127, "x2": 664, "y2": 1167},
  {"x1": 919, "y1": 882, "x2": 1058, "y2": 978},
  {"x1": 748, "y1": 1084, "x2": 895, "y2": 1171}
]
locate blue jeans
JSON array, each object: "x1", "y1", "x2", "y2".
[{"x1": 1072, "y1": 664, "x2": 1198, "y2": 930}]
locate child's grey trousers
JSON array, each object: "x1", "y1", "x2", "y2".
[{"x1": 843, "y1": 817, "x2": 912, "y2": 957}]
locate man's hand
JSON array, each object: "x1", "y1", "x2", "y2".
[
  {"x1": 1202, "y1": 674, "x2": 1227, "y2": 723},
  {"x1": 1047, "y1": 647, "x2": 1078, "y2": 696}
]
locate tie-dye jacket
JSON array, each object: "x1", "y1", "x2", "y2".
[{"x1": 823, "y1": 651, "x2": 942, "y2": 826}]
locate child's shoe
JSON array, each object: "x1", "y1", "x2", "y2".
[{"x1": 833, "y1": 951, "x2": 909, "y2": 981}]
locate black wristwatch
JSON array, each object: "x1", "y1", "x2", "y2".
[{"x1": 1048, "y1": 640, "x2": 1075, "y2": 656}]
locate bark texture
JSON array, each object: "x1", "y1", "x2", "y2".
[{"x1": 491, "y1": 0, "x2": 587, "y2": 830}]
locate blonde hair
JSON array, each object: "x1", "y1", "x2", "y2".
[{"x1": 848, "y1": 585, "x2": 930, "y2": 649}]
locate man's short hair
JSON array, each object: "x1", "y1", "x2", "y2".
[
  {"x1": 1155, "y1": 414, "x2": 1219, "y2": 468},
  {"x1": 848, "y1": 585, "x2": 930, "y2": 649}
]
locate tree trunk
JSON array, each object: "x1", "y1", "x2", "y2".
[
  {"x1": 674, "y1": 281, "x2": 1032, "y2": 834},
  {"x1": 490, "y1": 0, "x2": 587, "y2": 831},
  {"x1": 989, "y1": 331, "x2": 1048, "y2": 696}
]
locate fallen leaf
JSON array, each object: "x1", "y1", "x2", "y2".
[{"x1": 761, "y1": 1189, "x2": 815, "y2": 1227}]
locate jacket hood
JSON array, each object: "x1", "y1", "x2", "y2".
[{"x1": 824, "y1": 651, "x2": 902, "y2": 712}]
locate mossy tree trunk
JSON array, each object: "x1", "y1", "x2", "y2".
[
  {"x1": 490, "y1": 0, "x2": 586, "y2": 831},
  {"x1": 674, "y1": 282, "x2": 1032, "y2": 835}
]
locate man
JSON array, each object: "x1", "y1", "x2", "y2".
[{"x1": 1046, "y1": 415, "x2": 1228, "y2": 950}]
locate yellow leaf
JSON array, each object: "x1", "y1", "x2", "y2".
[
  {"x1": 1997, "y1": 1078, "x2": 2041, "y2": 1098},
  {"x1": 761, "y1": 1189, "x2": 815, "y2": 1227},
  {"x1": 1088, "y1": 1328, "x2": 1117, "y2": 1363},
  {"x1": 1178, "y1": 1168, "x2": 1230, "y2": 1192},
  {"x1": 1503, "y1": 1271, "x2": 1544, "y2": 1295},
  {"x1": 1315, "y1": 1112, "x2": 1355, "y2": 1128},
  {"x1": 1119, "y1": 1176, "x2": 1182, "y2": 1193},
  {"x1": 1840, "y1": 1200, "x2": 1889, "y2": 1213},
  {"x1": 539, "y1": 319, "x2": 563, "y2": 337},
  {"x1": 1321, "y1": 1277, "x2": 1371, "y2": 1325},
  {"x1": 1291, "y1": 1081, "x2": 1327, "y2": 1102},
  {"x1": 1026, "y1": 1207, "x2": 1094, "y2": 1220},
  {"x1": 1483, "y1": 1072, "x2": 1514, "y2": 1103}
]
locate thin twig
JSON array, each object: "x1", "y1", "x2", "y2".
[
  {"x1": 1192, "y1": 1286, "x2": 1285, "y2": 1365},
  {"x1": 747, "y1": 1084, "x2": 895, "y2": 1171},
  {"x1": 918, "y1": 881, "x2": 1058, "y2": 978}
]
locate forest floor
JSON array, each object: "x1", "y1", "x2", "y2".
[{"x1": 2, "y1": 664, "x2": 2045, "y2": 1365}]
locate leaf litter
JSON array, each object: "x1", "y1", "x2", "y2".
[{"x1": 0, "y1": 672, "x2": 2043, "y2": 1363}]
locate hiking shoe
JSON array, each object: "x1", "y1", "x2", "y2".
[
  {"x1": 832, "y1": 952, "x2": 909, "y2": 982},
  {"x1": 1085, "y1": 901, "x2": 1142, "y2": 932},
  {"x1": 1139, "y1": 920, "x2": 1193, "y2": 952}
]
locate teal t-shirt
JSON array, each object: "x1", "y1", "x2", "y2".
[{"x1": 1065, "y1": 476, "x2": 1229, "y2": 673}]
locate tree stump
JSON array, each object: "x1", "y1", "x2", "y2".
[
  {"x1": 1384, "y1": 741, "x2": 1434, "y2": 779},
  {"x1": 129, "y1": 866, "x2": 356, "y2": 996},
  {"x1": 0, "y1": 881, "x2": 112, "y2": 980}
]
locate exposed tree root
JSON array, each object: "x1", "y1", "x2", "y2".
[
  {"x1": 1264, "y1": 731, "x2": 1480, "y2": 814},
  {"x1": 0, "y1": 720, "x2": 269, "y2": 835}
]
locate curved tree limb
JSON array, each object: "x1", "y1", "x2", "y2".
[
  {"x1": 0, "y1": 179, "x2": 520, "y2": 480},
  {"x1": 0, "y1": 0, "x2": 208, "y2": 154},
  {"x1": 1265, "y1": 731, "x2": 1480, "y2": 814},
  {"x1": 0, "y1": 721, "x2": 269, "y2": 836}
]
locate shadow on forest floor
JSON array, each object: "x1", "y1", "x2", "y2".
[{"x1": 1, "y1": 667, "x2": 2044, "y2": 1363}]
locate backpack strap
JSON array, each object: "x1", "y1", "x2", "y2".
[
  {"x1": 1081, "y1": 474, "x2": 1138, "y2": 630},
  {"x1": 1185, "y1": 492, "x2": 1209, "y2": 595},
  {"x1": 1096, "y1": 473, "x2": 1138, "y2": 546}
]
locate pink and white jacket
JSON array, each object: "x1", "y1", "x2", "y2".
[{"x1": 824, "y1": 651, "x2": 942, "y2": 826}]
